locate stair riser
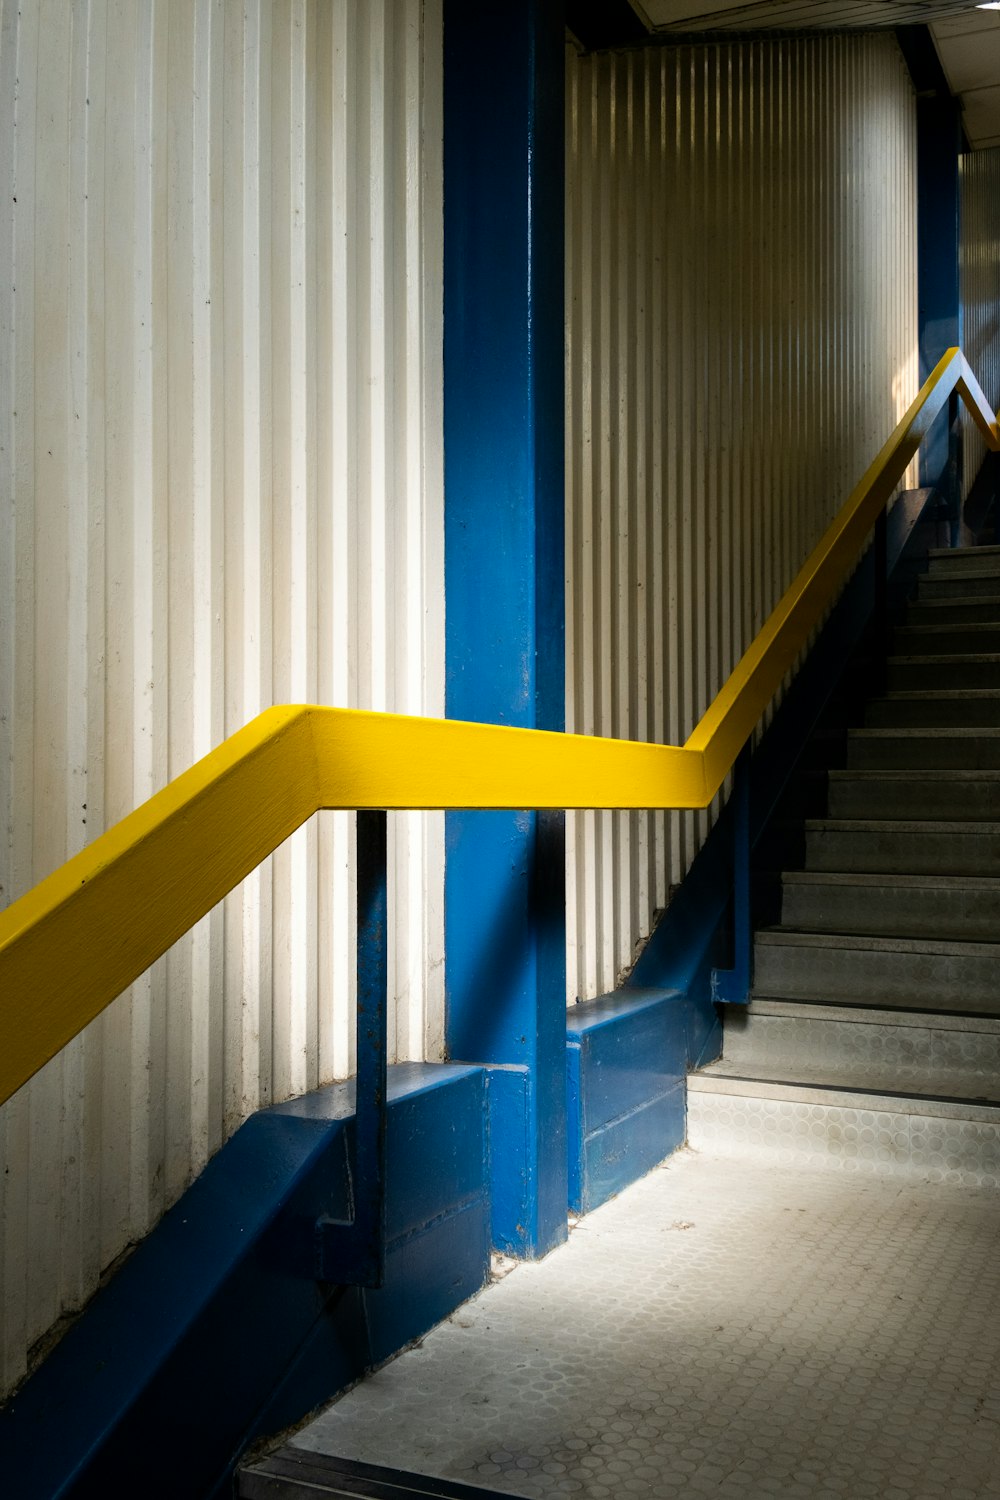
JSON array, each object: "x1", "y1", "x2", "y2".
[
  {"x1": 721, "y1": 1012, "x2": 1000, "y2": 1076},
  {"x1": 687, "y1": 1090, "x2": 1000, "y2": 1184},
  {"x1": 887, "y1": 659, "x2": 1000, "y2": 691},
  {"x1": 907, "y1": 599, "x2": 1000, "y2": 626},
  {"x1": 865, "y1": 698, "x2": 1000, "y2": 728},
  {"x1": 847, "y1": 735, "x2": 1000, "y2": 770},
  {"x1": 805, "y1": 826, "x2": 1000, "y2": 876},
  {"x1": 894, "y1": 628, "x2": 1000, "y2": 655},
  {"x1": 919, "y1": 574, "x2": 1000, "y2": 599},
  {"x1": 754, "y1": 940, "x2": 999, "y2": 1006},
  {"x1": 927, "y1": 552, "x2": 1000, "y2": 577},
  {"x1": 828, "y1": 778, "x2": 1000, "y2": 821},
  {"x1": 780, "y1": 881, "x2": 1000, "y2": 941}
]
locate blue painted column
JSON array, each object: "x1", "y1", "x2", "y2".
[
  {"x1": 443, "y1": 0, "x2": 567, "y2": 1259},
  {"x1": 917, "y1": 93, "x2": 963, "y2": 498}
]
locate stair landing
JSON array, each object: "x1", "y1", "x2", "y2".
[{"x1": 242, "y1": 1150, "x2": 1000, "y2": 1500}]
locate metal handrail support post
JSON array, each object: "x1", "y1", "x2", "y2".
[
  {"x1": 948, "y1": 385, "x2": 964, "y2": 545},
  {"x1": 710, "y1": 744, "x2": 752, "y2": 1005},
  {"x1": 315, "y1": 811, "x2": 389, "y2": 1287}
]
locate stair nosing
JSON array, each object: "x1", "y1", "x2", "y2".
[
  {"x1": 736, "y1": 998, "x2": 1000, "y2": 1031},
  {"x1": 756, "y1": 928, "x2": 1000, "y2": 957},
  {"x1": 804, "y1": 816, "x2": 1000, "y2": 832},
  {"x1": 780, "y1": 869, "x2": 1000, "y2": 890},
  {"x1": 829, "y1": 769, "x2": 1000, "y2": 780},
  {"x1": 688, "y1": 1072, "x2": 1000, "y2": 1121},
  {"x1": 887, "y1": 652, "x2": 1000, "y2": 664},
  {"x1": 848, "y1": 727, "x2": 1000, "y2": 738},
  {"x1": 875, "y1": 689, "x2": 1000, "y2": 700}
]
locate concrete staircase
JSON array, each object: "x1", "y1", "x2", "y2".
[{"x1": 688, "y1": 544, "x2": 1000, "y2": 1184}]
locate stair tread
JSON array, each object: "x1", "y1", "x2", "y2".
[
  {"x1": 751, "y1": 986, "x2": 1000, "y2": 1017},
  {"x1": 804, "y1": 816, "x2": 1000, "y2": 832},
  {"x1": 908, "y1": 594, "x2": 1000, "y2": 611},
  {"x1": 736, "y1": 998, "x2": 1000, "y2": 1031},
  {"x1": 696, "y1": 1058, "x2": 1000, "y2": 1100},
  {"x1": 830, "y1": 768, "x2": 1000, "y2": 779},
  {"x1": 780, "y1": 870, "x2": 1000, "y2": 890},
  {"x1": 887, "y1": 652, "x2": 1000, "y2": 663},
  {"x1": 928, "y1": 544, "x2": 1000, "y2": 560},
  {"x1": 895, "y1": 622, "x2": 1000, "y2": 636},
  {"x1": 757, "y1": 928, "x2": 1000, "y2": 957},
  {"x1": 691, "y1": 1061, "x2": 1000, "y2": 1114},
  {"x1": 874, "y1": 689, "x2": 1000, "y2": 699},
  {"x1": 920, "y1": 569, "x2": 1000, "y2": 582},
  {"x1": 849, "y1": 726, "x2": 1000, "y2": 737}
]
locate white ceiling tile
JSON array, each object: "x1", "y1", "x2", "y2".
[
  {"x1": 934, "y1": 28, "x2": 1000, "y2": 91},
  {"x1": 931, "y1": 10, "x2": 1000, "y2": 41}
]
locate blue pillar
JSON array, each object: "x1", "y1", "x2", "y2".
[
  {"x1": 443, "y1": 0, "x2": 567, "y2": 1259},
  {"x1": 917, "y1": 93, "x2": 963, "y2": 494}
]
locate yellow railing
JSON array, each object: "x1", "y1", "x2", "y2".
[{"x1": 1, "y1": 347, "x2": 998, "y2": 1109}]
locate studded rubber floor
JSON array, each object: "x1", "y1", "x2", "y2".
[{"x1": 290, "y1": 1148, "x2": 1000, "y2": 1499}]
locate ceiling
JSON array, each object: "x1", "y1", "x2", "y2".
[
  {"x1": 575, "y1": 2, "x2": 1000, "y2": 149},
  {"x1": 929, "y1": 8, "x2": 1000, "y2": 147},
  {"x1": 639, "y1": 1, "x2": 1000, "y2": 29}
]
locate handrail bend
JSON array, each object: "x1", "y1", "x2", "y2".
[{"x1": 1, "y1": 347, "x2": 997, "y2": 1108}]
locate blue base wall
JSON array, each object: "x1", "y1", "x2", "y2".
[
  {"x1": 0, "y1": 1063, "x2": 489, "y2": 1500},
  {"x1": 566, "y1": 989, "x2": 689, "y2": 1214}
]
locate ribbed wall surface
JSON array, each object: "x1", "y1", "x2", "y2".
[
  {"x1": 960, "y1": 146, "x2": 1000, "y2": 498},
  {"x1": 0, "y1": 0, "x2": 444, "y2": 1396},
  {"x1": 565, "y1": 33, "x2": 919, "y2": 1003}
]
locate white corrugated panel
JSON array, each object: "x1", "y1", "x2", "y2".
[
  {"x1": 565, "y1": 33, "x2": 918, "y2": 1003},
  {"x1": 0, "y1": 0, "x2": 444, "y2": 1396},
  {"x1": 960, "y1": 146, "x2": 1000, "y2": 498}
]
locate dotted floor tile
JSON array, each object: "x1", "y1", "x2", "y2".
[{"x1": 291, "y1": 1149, "x2": 1000, "y2": 1497}]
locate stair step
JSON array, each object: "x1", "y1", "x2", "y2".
[
  {"x1": 887, "y1": 653, "x2": 1000, "y2": 690},
  {"x1": 718, "y1": 998, "x2": 1000, "y2": 1077},
  {"x1": 893, "y1": 622, "x2": 1000, "y2": 654},
  {"x1": 804, "y1": 817, "x2": 1000, "y2": 876},
  {"x1": 687, "y1": 1073, "x2": 1000, "y2": 1184},
  {"x1": 906, "y1": 594, "x2": 1000, "y2": 626},
  {"x1": 847, "y1": 726, "x2": 1000, "y2": 769},
  {"x1": 754, "y1": 929, "x2": 1000, "y2": 1009},
  {"x1": 828, "y1": 769, "x2": 1000, "y2": 820},
  {"x1": 927, "y1": 545, "x2": 1000, "y2": 575},
  {"x1": 692, "y1": 1063, "x2": 1000, "y2": 1114},
  {"x1": 864, "y1": 691, "x2": 1000, "y2": 728},
  {"x1": 778, "y1": 869, "x2": 1000, "y2": 940},
  {"x1": 239, "y1": 1448, "x2": 525, "y2": 1500},
  {"x1": 918, "y1": 571, "x2": 1000, "y2": 599}
]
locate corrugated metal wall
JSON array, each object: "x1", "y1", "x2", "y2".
[
  {"x1": 960, "y1": 145, "x2": 1000, "y2": 498},
  {"x1": 565, "y1": 33, "x2": 919, "y2": 1003},
  {"x1": 0, "y1": 0, "x2": 444, "y2": 1396}
]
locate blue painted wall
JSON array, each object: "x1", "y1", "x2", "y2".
[{"x1": 443, "y1": 0, "x2": 568, "y2": 1259}]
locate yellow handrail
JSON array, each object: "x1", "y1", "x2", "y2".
[{"x1": 1, "y1": 347, "x2": 998, "y2": 1108}]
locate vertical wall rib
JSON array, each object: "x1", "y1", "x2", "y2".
[
  {"x1": 960, "y1": 145, "x2": 1000, "y2": 498},
  {"x1": 565, "y1": 33, "x2": 918, "y2": 1004},
  {"x1": 0, "y1": 0, "x2": 444, "y2": 1396}
]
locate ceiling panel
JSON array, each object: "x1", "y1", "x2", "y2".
[
  {"x1": 641, "y1": 0, "x2": 1000, "y2": 29},
  {"x1": 930, "y1": 11, "x2": 1000, "y2": 149},
  {"x1": 931, "y1": 26, "x2": 1000, "y2": 92}
]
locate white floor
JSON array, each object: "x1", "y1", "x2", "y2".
[{"x1": 292, "y1": 1149, "x2": 1000, "y2": 1499}]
